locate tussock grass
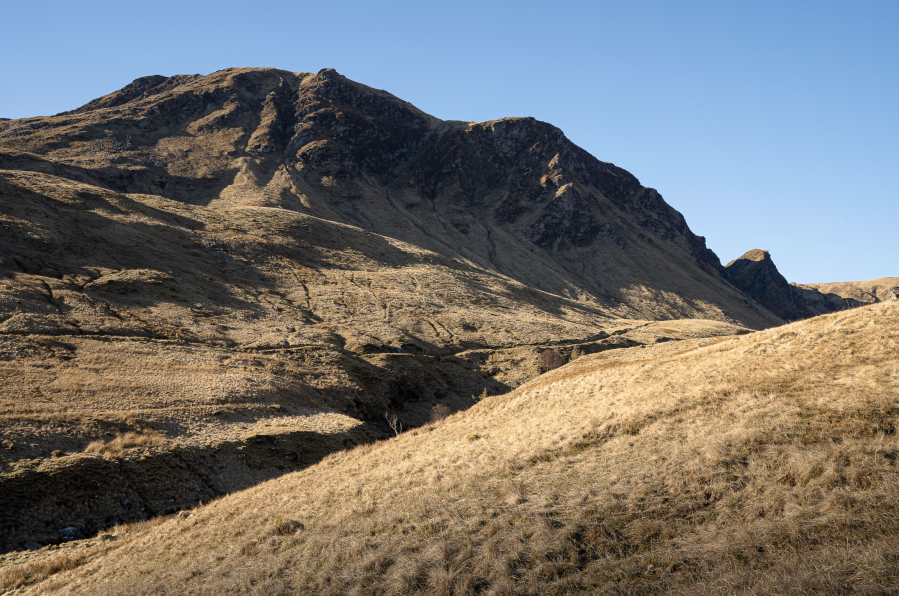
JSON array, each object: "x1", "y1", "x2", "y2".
[
  {"x1": 20, "y1": 303, "x2": 899, "y2": 595},
  {"x1": 0, "y1": 554, "x2": 85, "y2": 592},
  {"x1": 83, "y1": 430, "x2": 167, "y2": 456}
]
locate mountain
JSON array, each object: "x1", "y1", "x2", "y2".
[
  {"x1": 0, "y1": 67, "x2": 788, "y2": 552},
  {"x1": 0, "y1": 67, "x2": 777, "y2": 327},
  {"x1": 724, "y1": 249, "x2": 897, "y2": 320},
  {"x1": 6, "y1": 301, "x2": 897, "y2": 595}
]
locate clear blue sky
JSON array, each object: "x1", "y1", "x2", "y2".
[{"x1": 2, "y1": 0, "x2": 896, "y2": 283}]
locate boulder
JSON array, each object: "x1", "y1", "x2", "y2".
[{"x1": 58, "y1": 527, "x2": 84, "y2": 542}]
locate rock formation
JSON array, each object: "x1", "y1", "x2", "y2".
[
  {"x1": 725, "y1": 249, "x2": 896, "y2": 320},
  {"x1": 723, "y1": 249, "x2": 814, "y2": 321}
]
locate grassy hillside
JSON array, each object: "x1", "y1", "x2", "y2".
[
  {"x1": 1, "y1": 66, "x2": 790, "y2": 553},
  {"x1": 6, "y1": 301, "x2": 897, "y2": 595},
  {"x1": 0, "y1": 168, "x2": 757, "y2": 550}
]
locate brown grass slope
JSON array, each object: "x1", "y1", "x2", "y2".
[
  {"x1": 0, "y1": 167, "x2": 749, "y2": 551},
  {"x1": 10, "y1": 301, "x2": 898, "y2": 595}
]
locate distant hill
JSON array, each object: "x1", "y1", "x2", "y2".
[{"x1": 793, "y1": 277, "x2": 899, "y2": 312}]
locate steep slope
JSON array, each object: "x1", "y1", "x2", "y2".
[
  {"x1": 725, "y1": 249, "x2": 895, "y2": 320},
  {"x1": 723, "y1": 249, "x2": 814, "y2": 321},
  {"x1": 8, "y1": 301, "x2": 897, "y2": 595},
  {"x1": 0, "y1": 67, "x2": 778, "y2": 328}
]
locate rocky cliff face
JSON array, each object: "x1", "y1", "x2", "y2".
[
  {"x1": 724, "y1": 249, "x2": 895, "y2": 320},
  {"x1": 723, "y1": 249, "x2": 814, "y2": 321}
]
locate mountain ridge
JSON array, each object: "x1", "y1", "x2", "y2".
[{"x1": 0, "y1": 67, "x2": 774, "y2": 328}]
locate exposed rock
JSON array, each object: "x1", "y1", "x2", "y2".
[
  {"x1": 529, "y1": 186, "x2": 599, "y2": 250},
  {"x1": 58, "y1": 527, "x2": 84, "y2": 542},
  {"x1": 726, "y1": 250, "x2": 895, "y2": 320},
  {"x1": 62, "y1": 75, "x2": 188, "y2": 115},
  {"x1": 596, "y1": 222, "x2": 625, "y2": 248},
  {"x1": 724, "y1": 249, "x2": 813, "y2": 321}
]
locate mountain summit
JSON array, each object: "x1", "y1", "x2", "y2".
[{"x1": 723, "y1": 249, "x2": 813, "y2": 321}]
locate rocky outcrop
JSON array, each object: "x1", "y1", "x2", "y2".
[
  {"x1": 723, "y1": 251, "x2": 896, "y2": 321},
  {"x1": 724, "y1": 250, "x2": 813, "y2": 321},
  {"x1": 63, "y1": 75, "x2": 197, "y2": 115}
]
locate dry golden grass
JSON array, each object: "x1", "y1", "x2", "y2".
[
  {"x1": 17, "y1": 302, "x2": 899, "y2": 595},
  {"x1": 82, "y1": 430, "x2": 167, "y2": 456},
  {"x1": 0, "y1": 553, "x2": 85, "y2": 592}
]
